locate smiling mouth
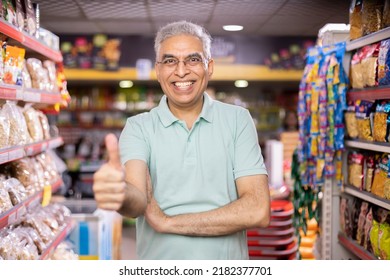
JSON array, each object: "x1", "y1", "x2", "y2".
[{"x1": 173, "y1": 81, "x2": 194, "y2": 89}]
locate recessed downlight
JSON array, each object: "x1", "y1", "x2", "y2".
[
  {"x1": 119, "y1": 80, "x2": 134, "y2": 88},
  {"x1": 234, "y1": 80, "x2": 248, "y2": 88},
  {"x1": 223, "y1": 25, "x2": 244, "y2": 31}
]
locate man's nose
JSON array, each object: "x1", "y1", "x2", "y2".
[{"x1": 175, "y1": 61, "x2": 190, "y2": 76}]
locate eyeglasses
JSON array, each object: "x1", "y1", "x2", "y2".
[{"x1": 156, "y1": 55, "x2": 207, "y2": 69}]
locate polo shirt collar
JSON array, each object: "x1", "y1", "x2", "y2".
[{"x1": 157, "y1": 92, "x2": 214, "y2": 127}]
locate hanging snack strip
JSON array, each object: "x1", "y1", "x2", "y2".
[{"x1": 297, "y1": 42, "x2": 348, "y2": 190}]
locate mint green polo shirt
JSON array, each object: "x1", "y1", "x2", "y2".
[{"x1": 119, "y1": 93, "x2": 267, "y2": 260}]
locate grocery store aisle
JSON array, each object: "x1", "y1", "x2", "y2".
[{"x1": 120, "y1": 225, "x2": 137, "y2": 260}]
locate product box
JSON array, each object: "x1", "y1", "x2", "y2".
[
  {"x1": 64, "y1": 200, "x2": 122, "y2": 260},
  {"x1": 21, "y1": 0, "x2": 36, "y2": 36}
]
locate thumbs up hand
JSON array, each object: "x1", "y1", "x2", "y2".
[{"x1": 93, "y1": 133, "x2": 126, "y2": 211}]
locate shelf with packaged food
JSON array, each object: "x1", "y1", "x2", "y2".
[
  {"x1": 343, "y1": 185, "x2": 390, "y2": 211},
  {"x1": 337, "y1": 233, "x2": 377, "y2": 260},
  {"x1": 0, "y1": 5, "x2": 76, "y2": 260},
  {"x1": 39, "y1": 217, "x2": 75, "y2": 260},
  {"x1": 0, "y1": 177, "x2": 64, "y2": 230},
  {"x1": 0, "y1": 137, "x2": 64, "y2": 165},
  {"x1": 347, "y1": 86, "x2": 390, "y2": 102},
  {"x1": 0, "y1": 84, "x2": 63, "y2": 104},
  {"x1": 0, "y1": 18, "x2": 62, "y2": 63},
  {"x1": 346, "y1": 26, "x2": 390, "y2": 52},
  {"x1": 345, "y1": 139, "x2": 390, "y2": 153},
  {"x1": 340, "y1": 26, "x2": 390, "y2": 260}
]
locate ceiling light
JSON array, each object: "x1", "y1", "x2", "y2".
[
  {"x1": 223, "y1": 25, "x2": 244, "y2": 31},
  {"x1": 119, "y1": 80, "x2": 133, "y2": 88},
  {"x1": 234, "y1": 80, "x2": 248, "y2": 88}
]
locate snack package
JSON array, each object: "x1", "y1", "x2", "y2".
[
  {"x1": 350, "y1": 50, "x2": 364, "y2": 89},
  {"x1": 362, "y1": 0, "x2": 385, "y2": 36},
  {"x1": 345, "y1": 101, "x2": 359, "y2": 139},
  {"x1": 355, "y1": 100, "x2": 374, "y2": 141},
  {"x1": 378, "y1": 39, "x2": 390, "y2": 86},
  {"x1": 23, "y1": 104, "x2": 44, "y2": 142},
  {"x1": 371, "y1": 153, "x2": 390, "y2": 198},
  {"x1": 3, "y1": 177, "x2": 27, "y2": 206},
  {"x1": 356, "y1": 202, "x2": 369, "y2": 245},
  {"x1": 2, "y1": 101, "x2": 32, "y2": 145},
  {"x1": 8, "y1": 157, "x2": 38, "y2": 195},
  {"x1": 0, "y1": 106, "x2": 10, "y2": 149},
  {"x1": 360, "y1": 43, "x2": 380, "y2": 87},
  {"x1": 364, "y1": 154, "x2": 376, "y2": 192},
  {"x1": 0, "y1": 180, "x2": 13, "y2": 214},
  {"x1": 37, "y1": 110, "x2": 51, "y2": 140},
  {"x1": 3, "y1": 45, "x2": 25, "y2": 85},
  {"x1": 349, "y1": 0, "x2": 363, "y2": 40},
  {"x1": 21, "y1": 0, "x2": 36, "y2": 36},
  {"x1": 348, "y1": 151, "x2": 365, "y2": 190},
  {"x1": 373, "y1": 100, "x2": 390, "y2": 142},
  {"x1": 363, "y1": 207, "x2": 373, "y2": 252}
]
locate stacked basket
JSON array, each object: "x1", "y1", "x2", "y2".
[{"x1": 247, "y1": 200, "x2": 298, "y2": 260}]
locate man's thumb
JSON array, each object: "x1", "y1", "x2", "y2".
[{"x1": 105, "y1": 133, "x2": 121, "y2": 169}]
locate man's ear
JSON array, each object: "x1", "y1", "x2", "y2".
[
  {"x1": 155, "y1": 63, "x2": 161, "y2": 83},
  {"x1": 207, "y1": 59, "x2": 214, "y2": 78}
]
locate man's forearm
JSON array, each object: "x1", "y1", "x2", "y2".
[
  {"x1": 163, "y1": 190, "x2": 270, "y2": 236},
  {"x1": 118, "y1": 183, "x2": 147, "y2": 218}
]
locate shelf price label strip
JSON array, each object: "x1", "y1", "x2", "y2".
[
  {"x1": 0, "y1": 85, "x2": 63, "y2": 105},
  {"x1": 0, "y1": 192, "x2": 40, "y2": 230},
  {"x1": 0, "y1": 137, "x2": 64, "y2": 165}
]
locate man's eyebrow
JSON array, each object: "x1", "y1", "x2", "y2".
[
  {"x1": 187, "y1": 53, "x2": 202, "y2": 58},
  {"x1": 161, "y1": 53, "x2": 202, "y2": 59},
  {"x1": 161, "y1": 54, "x2": 176, "y2": 59}
]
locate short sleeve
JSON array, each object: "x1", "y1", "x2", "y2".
[
  {"x1": 233, "y1": 109, "x2": 268, "y2": 179},
  {"x1": 119, "y1": 116, "x2": 150, "y2": 166}
]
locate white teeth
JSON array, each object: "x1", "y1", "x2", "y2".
[{"x1": 174, "y1": 82, "x2": 192, "y2": 88}]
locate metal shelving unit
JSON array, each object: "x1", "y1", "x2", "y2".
[{"x1": 338, "y1": 27, "x2": 390, "y2": 260}]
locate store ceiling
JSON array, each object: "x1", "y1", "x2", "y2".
[{"x1": 38, "y1": 0, "x2": 350, "y2": 37}]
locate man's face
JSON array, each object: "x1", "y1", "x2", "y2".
[{"x1": 155, "y1": 34, "x2": 213, "y2": 111}]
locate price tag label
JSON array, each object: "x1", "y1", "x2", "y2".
[
  {"x1": 16, "y1": 88, "x2": 23, "y2": 99},
  {"x1": 24, "y1": 91, "x2": 41, "y2": 103},
  {"x1": 0, "y1": 151, "x2": 8, "y2": 164},
  {"x1": 7, "y1": 211, "x2": 16, "y2": 226},
  {"x1": 41, "y1": 185, "x2": 52, "y2": 207},
  {"x1": 8, "y1": 148, "x2": 24, "y2": 161}
]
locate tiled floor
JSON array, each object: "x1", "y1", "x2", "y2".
[{"x1": 120, "y1": 225, "x2": 137, "y2": 260}]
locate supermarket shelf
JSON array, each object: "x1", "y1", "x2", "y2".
[
  {"x1": 0, "y1": 84, "x2": 62, "y2": 104},
  {"x1": 40, "y1": 218, "x2": 75, "y2": 260},
  {"x1": 0, "y1": 178, "x2": 64, "y2": 230},
  {"x1": 346, "y1": 26, "x2": 390, "y2": 51},
  {"x1": 345, "y1": 140, "x2": 390, "y2": 153},
  {"x1": 0, "y1": 18, "x2": 62, "y2": 62},
  {"x1": 338, "y1": 232, "x2": 377, "y2": 260},
  {"x1": 343, "y1": 185, "x2": 390, "y2": 210},
  {"x1": 0, "y1": 137, "x2": 64, "y2": 165},
  {"x1": 0, "y1": 192, "x2": 40, "y2": 229},
  {"x1": 64, "y1": 65, "x2": 303, "y2": 82},
  {"x1": 347, "y1": 86, "x2": 390, "y2": 102}
]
